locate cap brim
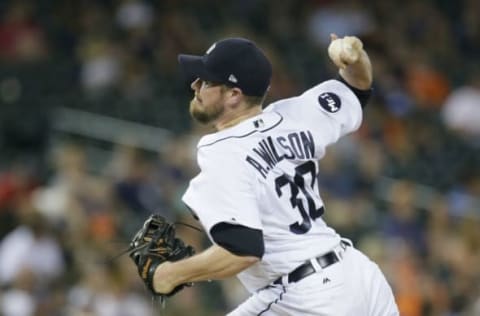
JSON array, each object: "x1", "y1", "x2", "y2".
[{"x1": 177, "y1": 54, "x2": 221, "y2": 83}]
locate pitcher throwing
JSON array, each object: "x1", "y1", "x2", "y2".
[{"x1": 149, "y1": 35, "x2": 399, "y2": 315}]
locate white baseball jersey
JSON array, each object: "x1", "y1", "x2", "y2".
[{"x1": 182, "y1": 79, "x2": 362, "y2": 292}]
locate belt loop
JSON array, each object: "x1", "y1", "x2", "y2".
[
  {"x1": 281, "y1": 274, "x2": 289, "y2": 286},
  {"x1": 310, "y1": 258, "x2": 322, "y2": 272}
]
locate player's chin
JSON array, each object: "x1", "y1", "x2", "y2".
[
  {"x1": 190, "y1": 105, "x2": 210, "y2": 124},
  {"x1": 190, "y1": 98, "x2": 203, "y2": 113},
  {"x1": 190, "y1": 99, "x2": 201, "y2": 113}
]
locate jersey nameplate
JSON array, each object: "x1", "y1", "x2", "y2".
[
  {"x1": 318, "y1": 92, "x2": 341, "y2": 113},
  {"x1": 246, "y1": 130, "x2": 315, "y2": 179}
]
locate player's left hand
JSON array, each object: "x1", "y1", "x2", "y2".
[
  {"x1": 328, "y1": 34, "x2": 364, "y2": 69},
  {"x1": 128, "y1": 214, "x2": 195, "y2": 297},
  {"x1": 151, "y1": 261, "x2": 177, "y2": 294}
]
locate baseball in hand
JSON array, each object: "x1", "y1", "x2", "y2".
[{"x1": 328, "y1": 34, "x2": 363, "y2": 69}]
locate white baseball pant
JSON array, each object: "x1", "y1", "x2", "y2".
[{"x1": 228, "y1": 243, "x2": 399, "y2": 316}]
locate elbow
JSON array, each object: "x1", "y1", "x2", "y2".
[
  {"x1": 245, "y1": 255, "x2": 261, "y2": 264},
  {"x1": 238, "y1": 255, "x2": 261, "y2": 270}
]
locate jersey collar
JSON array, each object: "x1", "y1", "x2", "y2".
[{"x1": 197, "y1": 110, "x2": 283, "y2": 148}]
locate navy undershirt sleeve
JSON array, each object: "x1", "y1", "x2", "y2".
[
  {"x1": 210, "y1": 222, "x2": 264, "y2": 258},
  {"x1": 337, "y1": 75, "x2": 372, "y2": 108}
]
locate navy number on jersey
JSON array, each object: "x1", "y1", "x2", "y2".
[{"x1": 275, "y1": 161, "x2": 324, "y2": 234}]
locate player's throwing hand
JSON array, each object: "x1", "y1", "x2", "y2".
[{"x1": 328, "y1": 33, "x2": 364, "y2": 69}]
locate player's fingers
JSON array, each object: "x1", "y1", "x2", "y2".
[
  {"x1": 332, "y1": 57, "x2": 347, "y2": 69},
  {"x1": 340, "y1": 54, "x2": 359, "y2": 66},
  {"x1": 344, "y1": 36, "x2": 363, "y2": 50},
  {"x1": 328, "y1": 36, "x2": 347, "y2": 69},
  {"x1": 339, "y1": 37, "x2": 361, "y2": 64},
  {"x1": 340, "y1": 46, "x2": 359, "y2": 64}
]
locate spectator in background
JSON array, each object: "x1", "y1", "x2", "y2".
[
  {"x1": 32, "y1": 143, "x2": 117, "y2": 245},
  {"x1": 115, "y1": 0, "x2": 156, "y2": 101},
  {"x1": 458, "y1": 0, "x2": 480, "y2": 58},
  {"x1": 0, "y1": 1, "x2": 48, "y2": 63},
  {"x1": 1, "y1": 269, "x2": 37, "y2": 316},
  {"x1": 381, "y1": 180, "x2": 426, "y2": 255},
  {"x1": 77, "y1": 36, "x2": 122, "y2": 96},
  {"x1": 0, "y1": 161, "x2": 39, "y2": 236},
  {"x1": 442, "y1": 68, "x2": 480, "y2": 146},
  {"x1": 0, "y1": 209, "x2": 65, "y2": 316},
  {"x1": 74, "y1": 3, "x2": 123, "y2": 98},
  {"x1": 307, "y1": 0, "x2": 375, "y2": 47},
  {"x1": 107, "y1": 144, "x2": 171, "y2": 234},
  {"x1": 66, "y1": 260, "x2": 155, "y2": 316},
  {"x1": 115, "y1": 0, "x2": 153, "y2": 32},
  {"x1": 405, "y1": 59, "x2": 450, "y2": 109},
  {"x1": 0, "y1": 211, "x2": 64, "y2": 286}
]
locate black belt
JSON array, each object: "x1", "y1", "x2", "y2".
[{"x1": 273, "y1": 242, "x2": 348, "y2": 285}]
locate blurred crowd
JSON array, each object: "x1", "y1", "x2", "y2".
[{"x1": 0, "y1": 0, "x2": 479, "y2": 315}]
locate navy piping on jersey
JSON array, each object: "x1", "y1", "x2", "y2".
[
  {"x1": 198, "y1": 112, "x2": 284, "y2": 148},
  {"x1": 257, "y1": 286, "x2": 287, "y2": 315}
]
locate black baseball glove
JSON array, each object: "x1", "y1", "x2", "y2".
[{"x1": 129, "y1": 214, "x2": 195, "y2": 297}]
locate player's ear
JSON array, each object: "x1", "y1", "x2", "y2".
[{"x1": 225, "y1": 87, "x2": 244, "y2": 108}]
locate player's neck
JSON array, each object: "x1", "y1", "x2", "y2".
[{"x1": 215, "y1": 105, "x2": 262, "y2": 131}]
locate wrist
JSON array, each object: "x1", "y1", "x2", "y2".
[
  {"x1": 338, "y1": 51, "x2": 372, "y2": 90},
  {"x1": 153, "y1": 261, "x2": 176, "y2": 294},
  {"x1": 339, "y1": 69, "x2": 372, "y2": 90}
]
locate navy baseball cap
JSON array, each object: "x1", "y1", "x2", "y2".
[{"x1": 178, "y1": 38, "x2": 272, "y2": 97}]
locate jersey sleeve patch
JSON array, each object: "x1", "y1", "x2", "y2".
[{"x1": 317, "y1": 92, "x2": 341, "y2": 113}]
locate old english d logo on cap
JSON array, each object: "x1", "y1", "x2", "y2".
[{"x1": 178, "y1": 38, "x2": 272, "y2": 97}]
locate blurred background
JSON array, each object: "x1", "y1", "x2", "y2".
[{"x1": 0, "y1": 0, "x2": 479, "y2": 315}]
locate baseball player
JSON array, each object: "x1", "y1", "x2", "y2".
[{"x1": 151, "y1": 35, "x2": 399, "y2": 315}]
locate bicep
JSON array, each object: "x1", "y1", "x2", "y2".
[{"x1": 210, "y1": 222, "x2": 264, "y2": 258}]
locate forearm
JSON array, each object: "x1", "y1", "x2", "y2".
[
  {"x1": 153, "y1": 244, "x2": 259, "y2": 293},
  {"x1": 338, "y1": 50, "x2": 372, "y2": 90},
  {"x1": 328, "y1": 34, "x2": 373, "y2": 90}
]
